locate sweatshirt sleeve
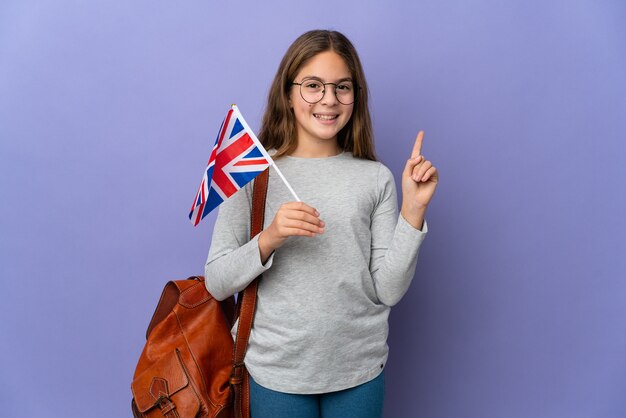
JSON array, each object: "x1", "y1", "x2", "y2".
[
  {"x1": 204, "y1": 182, "x2": 275, "y2": 301},
  {"x1": 369, "y1": 164, "x2": 428, "y2": 306}
]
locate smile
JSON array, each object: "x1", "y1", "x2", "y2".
[{"x1": 314, "y1": 114, "x2": 338, "y2": 121}]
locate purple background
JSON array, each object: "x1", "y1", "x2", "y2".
[{"x1": 1, "y1": 1, "x2": 625, "y2": 417}]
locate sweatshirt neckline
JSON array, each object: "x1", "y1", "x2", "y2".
[{"x1": 284, "y1": 151, "x2": 349, "y2": 161}]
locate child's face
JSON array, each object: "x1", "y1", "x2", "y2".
[{"x1": 290, "y1": 51, "x2": 354, "y2": 148}]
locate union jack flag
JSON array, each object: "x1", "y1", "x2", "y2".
[{"x1": 189, "y1": 105, "x2": 273, "y2": 226}]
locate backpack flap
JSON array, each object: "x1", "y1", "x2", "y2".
[{"x1": 131, "y1": 349, "x2": 200, "y2": 414}]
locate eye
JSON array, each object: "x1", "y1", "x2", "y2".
[
  {"x1": 336, "y1": 82, "x2": 353, "y2": 91},
  {"x1": 303, "y1": 80, "x2": 323, "y2": 90}
]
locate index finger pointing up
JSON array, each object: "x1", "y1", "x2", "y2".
[{"x1": 411, "y1": 131, "x2": 424, "y2": 159}]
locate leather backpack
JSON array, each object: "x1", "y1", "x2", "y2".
[{"x1": 131, "y1": 169, "x2": 269, "y2": 418}]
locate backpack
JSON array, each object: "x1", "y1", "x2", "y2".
[{"x1": 130, "y1": 169, "x2": 269, "y2": 418}]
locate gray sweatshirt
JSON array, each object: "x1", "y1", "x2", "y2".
[{"x1": 205, "y1": 151, "x2": 427, "y2": 394}]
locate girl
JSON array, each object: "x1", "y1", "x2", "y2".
[{"x1": 205, "y1": 30, "x2": 438, "y2": 418}]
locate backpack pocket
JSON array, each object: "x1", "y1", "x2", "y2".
[{"x1": 131, "y1": 348, "x2": 201, "y2": 417}]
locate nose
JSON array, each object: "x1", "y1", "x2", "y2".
[{"x1": 320, "y1": 84, "x2": 339, "y2": 106}]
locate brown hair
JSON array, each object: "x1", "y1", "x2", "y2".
[{"x1": 258, "y1": 30, "x2": 377, "y2": 161}]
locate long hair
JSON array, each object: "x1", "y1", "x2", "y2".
[{"x1": 258, "y1": 30, "x2": 376, "y2": 161}]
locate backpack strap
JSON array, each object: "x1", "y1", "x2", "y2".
[{"x1": 230, "y1": 167, "x2": 269, "y2": 418}]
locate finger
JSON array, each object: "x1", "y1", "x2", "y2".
[
  {"x1": 403, "y1": 155, "x2": 423, "y2": 176},
  {"x1": 282, "y1": 219, "x2": 324, "y2": 234},
  {"x1": 282, "y1": 227, "x2": 317, "y2": 237},
  {"x1": 282, "y1": 201, "x2": 320, "y2": 217},
  {"x1": 285, "y1": 210, "x2": 324, "y2": 227},
  {"x1": 412, "y1": 160, "x2": 432, "y2": 181},
  {"x1": 419, "y1": 166, "x2": 438, "y2": 182},
  {"x1": 411, "y1": 131, "x2": 424, "y2": 159}
]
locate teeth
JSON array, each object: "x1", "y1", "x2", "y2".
[{"x1": 314, "y1": 114, "x2": 338, "y2": 121}]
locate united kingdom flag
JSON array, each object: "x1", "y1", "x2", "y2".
[{"x1": 189, "y1": 105, "x2": 273, "y2": 226}]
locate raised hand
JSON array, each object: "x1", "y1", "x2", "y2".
[{"x1": 401, "y1": 131, "x2": 438, "y2": 229}]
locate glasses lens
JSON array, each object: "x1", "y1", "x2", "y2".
[
  {"x1": 300, "y1": 79, "x2": 324, "y2": 104},
  {"x1": 297, "y1": 79, "x2": 356, "y2": 105},
  {"x1": 335, "y1": 81, "x2": 355, "y2": 105}
]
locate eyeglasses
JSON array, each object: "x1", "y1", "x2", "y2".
[{"x1": 291, "y1": 77, "x2": 356, "y2": 105}]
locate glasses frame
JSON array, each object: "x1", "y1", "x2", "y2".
[{"x1": 291, "y1": 77, "x2": 358, "y2": 105}]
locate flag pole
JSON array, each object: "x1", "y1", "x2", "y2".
[
  {"x1": 270, "y1": 163, "x2": 301, "y2": 202},
  {"x1": 231, "y1": 104, "x2": 301, "y2": 202}
]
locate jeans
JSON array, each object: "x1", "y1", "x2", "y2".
[{"x1": 249, "y1": 371, "x2": 385, "y2": 418}]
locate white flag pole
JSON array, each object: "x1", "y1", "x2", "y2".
[
  {"x1": 231, "y1": 104, "x2": 301, "y2": 202},
  {"x1": 268, "y1": 162, "x2": 301, "y2": 202}
]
